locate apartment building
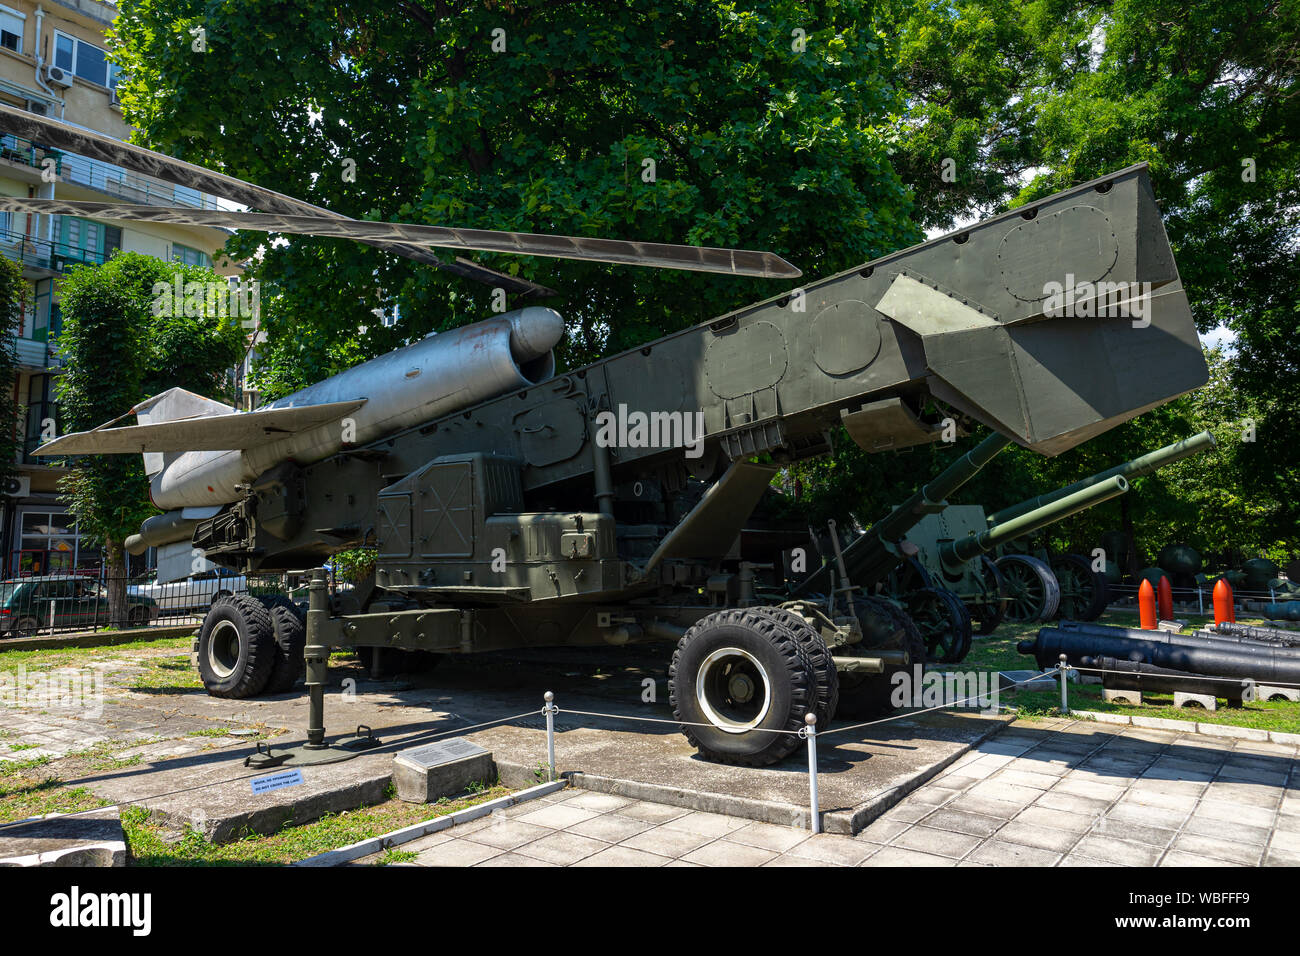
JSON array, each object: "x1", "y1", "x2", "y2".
[{"x1": 0, "y1": 0, "x2": 236, "y2": 576}]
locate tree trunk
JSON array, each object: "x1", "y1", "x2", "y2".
[{"x1": 105, "y1": 538, "x2": 129, "y2": 627}]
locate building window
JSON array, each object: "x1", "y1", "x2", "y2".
[
  {"x1": 173, "y1": 243, "x2": 208, "y2": 268},
  {"x1": 23, "y1": 373, "x2": 58, "y2": 461},
  {"x1": 52, "y1": 31, "x2": 118, "y2": 89},
  {"x1": 15, "y1": 509, "x2": 94, "y2": 576},
  {"x1": 0, "y1": 7, "x2": 23, "y2": 53},
  {"x1": 58, "y1": 216, "x2": 112, "y2": 263}
]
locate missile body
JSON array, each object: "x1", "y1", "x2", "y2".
[{"x1": 149, "y1": 307, "x2": 564, "y2": 509}]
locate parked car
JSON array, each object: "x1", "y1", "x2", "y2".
[
  {"x1": 0, "y1": 576, "x2": 160, "y2": 637},
  {"x1": 127, "y1": 567, "x2": 248, "y2": 614}
]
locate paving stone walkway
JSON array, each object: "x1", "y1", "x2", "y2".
[{"x1": 380, "y1": 718, "x2": 1300, "y2": 866}]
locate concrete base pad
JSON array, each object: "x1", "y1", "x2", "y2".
[
  {"x1": 1102, "y1": 687, "x2": 1141, "y2": 705},
  {"x1": 1174, "y1": 691, "x2": 1217, "y2": 711},
  {"x1": 21, "y1": 645, "x2": 1015, "y2": 843},
  {"x1": 481, "y1": 709, "x2": 1011, "y2": 835},
  {"x1": 0, "y1": 808, "x2": 125, "y2": 866},
  {"x1": 1260, "y1": 685, "x2": 1300, "y2": 702},
  {"x1": 86, "y1": 742, "x2": 395, "y2": 844}
]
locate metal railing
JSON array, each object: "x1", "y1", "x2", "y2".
[
  {"x1": 1, "y1": 132, "x2": 220, "y2": 210},
  {"x1": 0, "y1": 227, "x2": 107, "y2": 274},
  {"x1": 0, "y1": 570, "x2": 310, "y2": 638}
]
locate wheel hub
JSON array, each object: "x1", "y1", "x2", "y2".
[
  {"x1": 695, "y1": 647, "x2": 773, "y2": 733},
  {"x1": 208, "y1": 619, "x2": 242, "y2": 679}
]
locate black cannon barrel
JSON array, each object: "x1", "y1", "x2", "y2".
[
  {"x1": 1058, "y1": 620, "x2": 1300, "y2": 654},
  {"x1": 939, "y1": 475, "x2": 1128, "y2": 568},
  {"x1": 1021, "y1": 626, "x2": 1300, "y2": 685},
  {"x1": 791, "y1": 432, "x2": 1011, "y2": 595},
  {"x1": 987, "y1": 431, "x2": 1216, "y2": 527},
  {"x1": 1080, "y1": 656, "x2": 1255, "y2": 699}
]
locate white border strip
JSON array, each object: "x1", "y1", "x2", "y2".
[
  {"x1": 294, "y1": 779, "x2": 566, "y2": 867},
  {"x1": 1070, "y1": 709, "x2": 1300, "y2": 745}
]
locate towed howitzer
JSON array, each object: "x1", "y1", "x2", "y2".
[
  {"x1": 37, "y1": 147, "x2": 1209, "y2": 766},
  {"x1": 979, "y1": 431, "x2": 1217, "y2": 628},
  {"x1": 792, "y1": 431, "x2": 1213, "y2": 663}
]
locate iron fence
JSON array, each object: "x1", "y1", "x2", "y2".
[{"x1": 0, "y1": 570, "x2": 315, "y2": 639}]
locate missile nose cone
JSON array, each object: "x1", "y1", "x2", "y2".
[{"x1": 507, "y1": 307, "x2": 565, "y2": 362}]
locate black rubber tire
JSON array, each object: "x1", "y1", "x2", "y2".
[
  {"x1": 196, "y1": 594, "x2": 275, "y2": 699},
  {"x1": 834, "y1": 595, "x2": 926, "y2": 720},
  {"x1": 211, "y1": 590, "x2": 233, "y2": 609},
  {"x1": 752, "y1": 606, "x2": 839, "y2": 729},
  {"x1": 128, "y1": 605, "x2": 149, "y2": 627},
  {"x1": 669, "y1": 608, "x2": 815, "y2": 766},
  {"x1": 262, "y1": 603, "x2": 306, "y2": 694},
  {"x1": 10, "y1": 615, "x2": 40, "y2": 638},
  {"x1": 1053, "y1": 553, "x2": 1109, "y2": 622}
]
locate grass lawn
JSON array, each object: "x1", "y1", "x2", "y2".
[
  {"x1": 120, "y1": 783, "x2": 514, "y2": 865},
  {"x1": 948, "y1": 610, "x2": 1300, "y2": 735},
  {"x1": 0, "y1": 635, "x2": 192, "y2": 671}
]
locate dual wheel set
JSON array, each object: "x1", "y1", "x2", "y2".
[
  {"x1": 195, "y1": 594, "x2": 307, "y2": 698},
  {"x1": 669, "y1": 604, "x2": 924, "y2": 767}
]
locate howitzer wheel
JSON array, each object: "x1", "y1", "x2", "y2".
[
  {"x1": 196, "y1": 594, "x2": 275, "y2": 699},
  {"x1": 669, "y1": 608, "x2": 816, "y2": 766},
  {"x1": 969, "y1": 557, "x2": 1009, "y2": 636},
  {"x1": 1052, "y1": 553, "x2": 1109, "y2": 621},
  {"x1": 752, "y1": 606, "x2": 839, "y2": 729},
  {"x1": 833, "y1": 595, "x2": 926, "y2": 720},
  {"x1": 907, "y1": 586, "x2": 973, "y2": 664},
  {"x1": 995, "y1": 554, "x2": 1061, "y2": 622}
]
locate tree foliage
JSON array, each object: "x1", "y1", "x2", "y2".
[
  {"x1": 110, "y1": 0, "x2": 917, "y2": 391},
  {"x1": 55, "y1": 252, "x2": 246, "y2": 620},
  {"x1": 798, "y1": 0, "x2": 1300, "y2": 564},
  {"x1": 0, "y1": 256, "x2": 24, "y2": 491}
]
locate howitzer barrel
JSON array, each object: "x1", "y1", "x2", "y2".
[
  {"x1": 791, "y1": 433, "x2": 1010, "y2": 595},
  {"x1": 940, "y1": 475, "x2": 1129, "y2": 568},
  {"x1": 987, "y1": 431, "x2": 1216, "y2": 527}
]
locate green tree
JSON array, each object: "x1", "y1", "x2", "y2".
[
  {"x1": 110, "y1": 0, "x2": 918, "y2": 395},
  {"x1": 804, "y1": 0, "x2": 1299, "y2": 563},
  {"x1": 55, "y1": 253, "x2": 245, "y2": 623},
  {"x1": 0, "y1": 257, "x2": 24, "y2": 492}
]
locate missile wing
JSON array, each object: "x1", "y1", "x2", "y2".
[
  {"x1": 35, "y1": 399, "x2": 366, "y2": 456},
  {"x1": 0, "y1": 103, "x2": 799, "y2": 289},
  {"x1": 0, "y1": 198, "x2": 800, "y2": 278}
]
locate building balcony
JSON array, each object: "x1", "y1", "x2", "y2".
[
  {"x1": 1, "y1": 133, "x2": 221, "y2": 210},
  {"x1": 0, "y1": 226, "x2": 106, "y2": 279}
]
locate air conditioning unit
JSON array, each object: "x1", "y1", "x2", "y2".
[
  {"x1": 46, "y1": 66, "x2": 74, "y2": 89},
  {"x1": 3, "y1": 476, "x2": 30, "y2": 497},
  {"x1": 25, "y1": 99, "x2": 49, "y2": 117},
  {"x1": 109, "y1": 88, "x2": 122, "y2": 111}
]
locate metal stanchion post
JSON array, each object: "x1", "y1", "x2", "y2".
[
  {"x1": 804, "y1": 712, "x2": 821, "y2": 835},
  {"x1": 1197, "y1": 586, "x2": 1203, "y2": 615},
  {"x1": 1059, "y1": 653, "x2": 1069, "y2": 714},
  {"x1": 544, "y1": 691, "x2": 557, "y2": 782}
]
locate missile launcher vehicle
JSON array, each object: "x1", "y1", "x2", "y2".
[{"x1": 13, "y1": 101, "x2": 1208, "y2": 765}]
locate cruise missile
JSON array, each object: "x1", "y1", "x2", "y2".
[{"x1": 38, "y1": 307, "x2": 566, "y2": 516}]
